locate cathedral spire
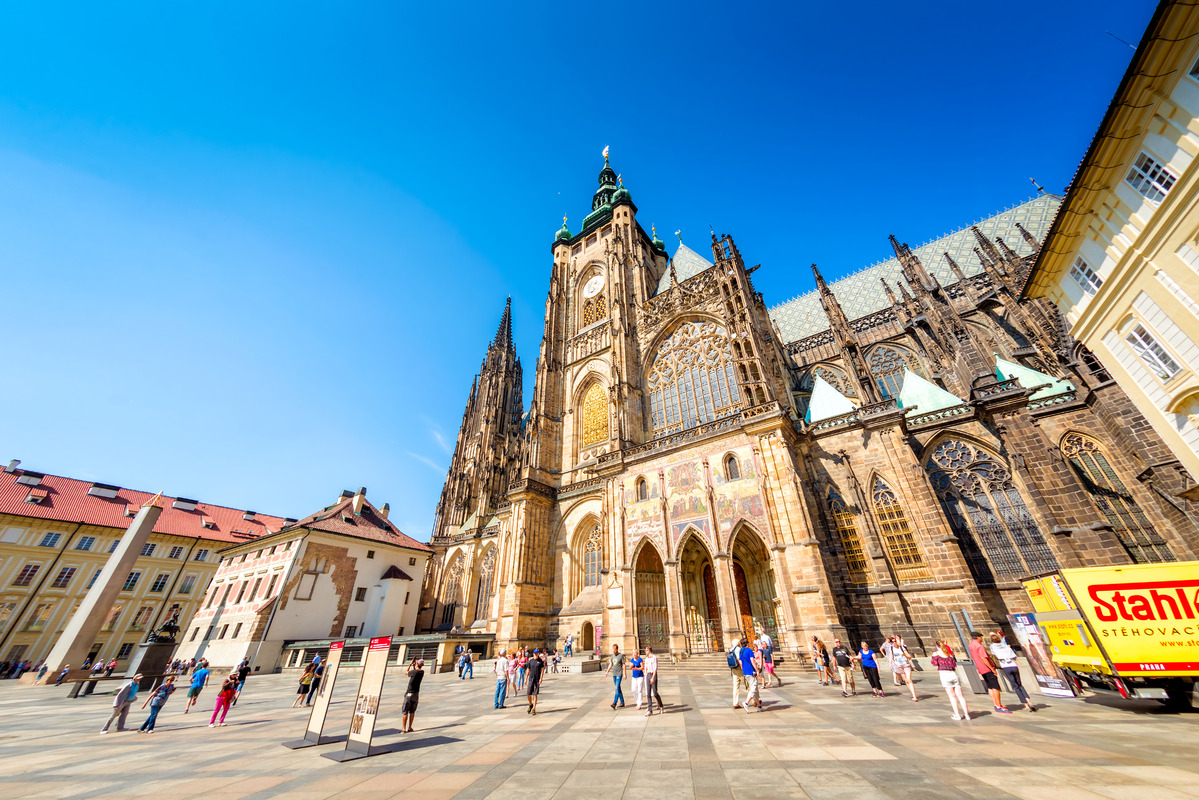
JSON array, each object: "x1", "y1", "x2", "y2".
[
  {"x1": 881, "y1": 278, "x2": 898, "y2": 306},
  {"x1": 944, "y1": 252, "x2": 968, "y2": 284},
  {"x1": 1014, "y1": 222, "x2": 1040, "y2": 250},
  {"x1": 494, "y1": 297, "x2": 514, "y2": 350},
  {"x1": 995, "y1": 237, "x2": 1021, "y2": 265},
  {"x1": 889, "y1": 235, "x2": 939, "y2": 292},
  {"x1": 813, "y1": 263, "x2": 854, "y2": 345}
]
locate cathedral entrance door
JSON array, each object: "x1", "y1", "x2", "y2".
[
  {"x1": 731, "y1": 526, "x2": 780, "y2": 645},
  {"x1": 582, "y1": 621, "x2": 594, "y2": 652},
  {"x1": 633, "y1": 544, "x2": 668, "y2": 651},
  {"x1": 679, "y1": 534, "x2": 722, "y2": 653}
]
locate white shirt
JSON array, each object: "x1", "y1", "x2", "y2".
[
  {"x1": 495, "y1": 655, "x2": 509, "y2": 677},
  {"x1": 644, "y1": 653, "x2": 659, "y2": 676}
]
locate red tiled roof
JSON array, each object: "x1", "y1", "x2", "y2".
[
  {"x1": 285, "y1": 495, "x2": 430, "y2": 552},
  {"x1": 0, "y1": 466, "x2": 288, "y2": 544}
]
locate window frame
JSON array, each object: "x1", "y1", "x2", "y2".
[
  {"x1": 50, "y1": 566, "x2": 77, "y2": 589},
  {"x1": 38, "y1": 532, "x2": 62, "y2": 548},
  {"x1": 75, "y1": 536, "x2": 96, "y2": 551},
  {"x1": 1069, "y1": 255, "x2": 1103, "y2": 296},
  {"x1": 1125, "y1": 151, "x2": 1177, "y2": 204},
  {"x1": 1126, "y1": 322, "x2": 1182, "y2": 381}
]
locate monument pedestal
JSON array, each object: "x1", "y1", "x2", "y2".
[{"x1": 125, "y1": 642, "x2": 175, "y2": 685}]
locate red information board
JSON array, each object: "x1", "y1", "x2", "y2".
[{"x1": 324, "y1": 636, "x2": 391, "y2": 762}]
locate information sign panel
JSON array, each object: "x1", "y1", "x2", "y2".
[
  {"x1": 324, "y1": 636, "x2": 391, "y2": 762},
  {"x1": 282, "y1": 641, "x2": 345, "y2": 749}
]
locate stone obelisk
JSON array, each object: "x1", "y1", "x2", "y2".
[{"x1": 43, "y1": 496, "x2": 165, "y2": 673}]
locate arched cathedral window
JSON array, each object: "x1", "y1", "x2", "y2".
[
  {"x1": 581, "y1": 383, "x2": 609, "y2": 447},
  {"x1": 828, "y1": 487, "x2": 870, "y2": 584},
  {"x1": 635, "y1": 477, "x2": 648, "y2": 501},
  {"x1": 583, "y1": 527, "x2": 602, "y2": 587},
  {"x1": 868, "y1": 345, "x2": 921, "y2": 400},
  {"x1": 925, "y1": 439, "x2": 1058, "y2": 587},
  {"x1": 724, "y1": 454, "x2": 740, "y2": 481},
  {"x1": 871, "y1": 478, "x2": 930, "y2": 581},
  {"x1": 647, "y1": 320, "x2": 742, "y2": 437},
  {"x1": 581, "y1": 271, "x2": 607, "y2": 327},
  {"x1": 440, "y1": 556, "x2": 464, "y2": 627},
  {"x1": 1062, "y1": 433, "x2": 1174, "y2": 563},
  {"x1": 473, "y1": 547, "x2": 495, "y2": 622}
]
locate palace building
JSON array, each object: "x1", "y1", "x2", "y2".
[{"x1": 417, "y1": 149, "x2": 1199, "y2": 658}]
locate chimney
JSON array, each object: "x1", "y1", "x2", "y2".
[
  {"x1": 4, "y1": 459, "x2": 20, "y2": 473},
  {"x1": 352, "y1": 487, "x2": 367, "y2": 515},
  {"x1": 380, "y1": 502, "x2": 390, "y2": 519}
]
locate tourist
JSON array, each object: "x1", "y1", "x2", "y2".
[
  {"x1": 604, "y1": 644, "x2": 627, "y2": 709},
  {"x1": 401, "y1": 658, "x2": 424, "y2": 733},
  {"x1": 459, "y1": 650, "x2": 473, "y2": 679},
  {"x1": 814, "y1": 637, "x2": 832, "y2": 685},
  {"x1": 105, "y1": 658, "x2": 117, "y2": 677},
  {"x1": 882, "y1": 636, "x2": 900, "y2": 685},
  {"x1": 184, "y1": 662, "x2": 210, "y2": 714},
  {"x1": 762, "y1": 636, "x2": 780, "y2": 687},
  {"x1": 292, "y1": 663, "x2": 315, "y2": 708},
  {"x1": 643, "y1": 645, "x2": 663, "y2": 716},
  {"x1": 890, "y1": 636, "x2": 918, "y2": 701},
  {"x1": 968, "y1": 631, "x2": 1010, "y2": 713},
  {"x1": 930, "y1": 640, "x2": 970, "y2": 720},
  {"x1": 517, "y1": 649, "x2": 529, "y2": 692},
  {"x1": 858, "y1": 641, "x2": 884, "y2": 697},
  {"x1": 564, "y1": 633, "x2": 573, "y2": 657},
  {"x1": 209, "y1": 673, "x2": 237, "y2": 727},
  {"x1": 100, "y1": 673, "x2": 141, "y2": 734},
  {"x1": 306, "y1": 659, "x2": 324, "y2": 706},
  {"x1": 507, "y1": 648, "x2": 519, "y2": 697},
  {"x1": 526, "y1": 648, "x2": 545, "y2": 715},
  {"x1": 233, "y1": 660, "x2": 251, "y2": 705},
  {"x1": 55, "y1": 665, "x2": 71, "y2": 686},
  {"x1": 494, "y1": 648, "x2": 510, "y2": 709},
  {"x1": 729, "y1": 639, "x2": 750, "y2": 708},
  {"x1": 628, "y1": 648, "x2": 645, "y2": 709},
  {"x1": 138, "y1": 675, "x2": 176, "y2": 733},
  {"x1": 831, "y1": 638, "x2": 856, "y2": 697},
  {"x1": 737, "y1": 638, "x2": 760, "y2": 712},
  {"x1": 989, "y1": 632, "x2": 1034, "y2": 711}
]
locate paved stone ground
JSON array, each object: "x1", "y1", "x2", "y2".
[{"x1": 1, "y1": 663, "x2": 1197, "y2": 800}]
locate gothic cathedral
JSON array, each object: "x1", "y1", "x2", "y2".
[{"x1": 417, "y1": 153, "x2": 1199, "y2": 656}]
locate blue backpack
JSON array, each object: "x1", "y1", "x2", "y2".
[{"x1": 726, "y1": 648, "x2": 739, "y2": 669}]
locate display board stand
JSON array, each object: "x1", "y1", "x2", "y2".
[
  {"x1": 282, "y1": 641, "x2": 345, "y2": 749},
  {"x1": 323, "y1": 636, "x2": 391, "y2": 762}
]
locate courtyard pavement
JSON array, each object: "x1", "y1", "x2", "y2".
[{"x1": 1, "y1": 662, "x2": 1197, "y2": 800}]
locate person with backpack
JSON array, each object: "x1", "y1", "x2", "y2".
[
  {"x1": 728, "y1": 641, "x2": 749, "y2": 708},
  {"x1": 138, "y1": 675, "x2": 176, "y2": 733},
  {"x1": 737, "y1": 638, "x2": 761, "y2": 712}
]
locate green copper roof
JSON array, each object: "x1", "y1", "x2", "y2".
[
  {"x1": 805, "y1": 376, "x2": 858, "y2": 423},
  {"x1": 995, "y1": 357, "x2": 1074, "y2": 400},
  {"x1": 897, "y1": 369, "x2": 967, "y2": 413},
  {"x1": 768, "y1": 194, "x2": 1062, "y2": 343},
  {"x1": 654, "y1": 243, "x2": 714, "y2": 295}
]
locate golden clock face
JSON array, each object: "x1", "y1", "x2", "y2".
[{"x1": 582, "y1": 274, "x2": 606, "y2": 298}]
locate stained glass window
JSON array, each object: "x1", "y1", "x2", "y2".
[
  {"x1": 828, "y1": 488, "x2": 870, "y2": 583},
  {"x1": 647, "y1": 321, "x2": 742, "y2": 437},
  {"x1": 581, "y1": 383, "x2": 609, "y2": 446},
  {"x1": 583, "y1": 528, "x2": 602, "y2": 587},
  {"x1": 871, "y1": 478, "x2": 930, "y2": 581},
  {"x1": 868, "y1": 346, "x2": 919, "y2": 399}
]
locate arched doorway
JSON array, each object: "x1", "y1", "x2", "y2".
[
  {"x1": 679, "y1": 534, "x2": 722, "y2": 652},
  {"x1": 581, "y1": 621, "x2": 594, "y2": 652},
  {"x1": 633, "y1": 543, "x2": 668, "y2": 651},
  {"x1": 730, "y1": 526, "x2": 778, "y2": 643}
]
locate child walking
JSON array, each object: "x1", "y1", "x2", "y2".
[
  {"x1": 138, "y1": 676, "x2": 176, "y2": 733},
  {"x1": 209, "y1": 673, "x2": 238, "y2": 727}
]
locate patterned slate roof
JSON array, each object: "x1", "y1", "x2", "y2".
[
  {"x1": 0, "y1": 466, "x2": 287, "y2": 543},
  {"x1": 654, "y1": 243, "x2": 715, "y2": 295},
  {"x1": 769, "y1": 194, "x2": 1063, "y2": 343}
]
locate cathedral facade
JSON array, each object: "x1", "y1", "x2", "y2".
[{"x1": 416, "y1": 154, "x2": 1199, "y2": 656}]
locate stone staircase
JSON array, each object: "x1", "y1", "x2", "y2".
[{"x1": 658, "y1": 652, "x2": 811, "y2": 677}]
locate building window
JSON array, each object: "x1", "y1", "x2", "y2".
[
  {"x1": 398, "y1": 627, "x2": 405, "y2": 636},
  {"x1": 366, "y1": 550, "x2": 375, "y2": 559},
  {"x1": 647, "y1": 320, "x2": 742, "y2": 437},
  {"x1": 1062, "y1": 433, "x2": 1175, "y2": 563},
  {"x1": 269, "y1": 545, "x2": 277, "y2": 555},
  {"x1": 140, "y1": 543, "x2": 156, "y2": 557},
  {"x1": 925, "y1": 439, "x2": 1058, "y2": 588},
  {"x1": 148, "y1": 573, "x2": 170, "y2": 593},
  {"x1": 870, "y1": 478, "x2": 930, "y2": 582},
  {"x1": 167, "y1": 546, "x2": 184, "y2": 559},
  {"x1": 409, "y1": 557, "x2": 417, "y2": 566},
  {"x1": 404, "y1": 592, "x2": 411, "y2": 604},
  {"x1": 86, "y1": 569, "x2": 102, "y2": 590},
  {"x1": 121, "y1": 572, "x2": 141, "y2": 592},
  {"x1": 22, "y1": 603, "x2": 54, "y2": 632},
  {"x1": 869, "y1": 346, "x2": 921, "y2": 400},
  {"x1": 178, "y1": 575, "x2": 196, "y2": 594},
  {"x1": 12, "y1": 564, "x2": 40, "y2": 587},
  {"x1": 189, "y1": 627, "x2": 200, "y2": 642},
  {"x1": 251, "y1": 578, "x2": 263, "y2": 599},
  {"x1": 474, "y1": 547, "x2": 495, "y2": 622},
  {"x1": 39, "y1": 533, "x2": 62, "y2": 548},
  {"x1": 354, "y1": 587, "x2": 367, "y2": 601},
  {"x1": 635, "y1": 478, "x2": 648, "y2": 501},
  {"x1": 75, "y1": 536, "x2": 96, "y2": 551},
  {"x1": 232, "y1": 623, "x2": 243, "y2": 639},
  {"x1": 827, "y1": 488, "x2": 870, "y2": 584},
  {"x1": 583, "y1": 528, "x2": 602, "y2": 588},
  {"x1": 1126, "y1": 152, "x2": 1177, "y2": 204},
  {"x1": 1069, "y1": 256, "x2": 1103, "y2": 296},
  {"x1": 101, "y1": 605, "x2": 124, "y2": 632},
  {"x1": 581, "y1": 383, "x2": 609, "y2": 447},
  {"x1": 265, "y1": 574, "x2": 279, "y2": 597},
  {"x1": 0, "y1": 602, "x2": 17, "y2": 630},
  {"x1": 194, "y1": 549, "x2": 209, "y2": 562},
  {"x1": 345, "y1": 625, "x2": 357, "y2": 638},
  {"x1": 1126, "y1": 323, "x2": 1182, "y2": 380},
  {"x1": 724, "y1": 454, "x2": 740, "y2": 481},
  {"x1": 204, "y1": 626, "x2": 215, "y2": 641},
  {"x1": 51, "y1": 567, "x2": 77, "y2": 589},
  {"x1": 116, "y1": 643, "x2": 134, "y2": 660},
  {"x1": 440, "y1": 558, "x2": 463, "y2": 627},
  {"x1": 108, "y1": 540, "x2": 120, "y2": 553},
  {"x1": 235, "y1": 583, "x2": 248, "y2": 603},
  {"x1": 130, "y1": 606, "x2": 154, "y2": 631},
  {"x1": 219, "y1": 624, "x2": 229, "y2": 639},
  {"x1": 239, "y1": 554, "x2": 247, "y2": 563}
]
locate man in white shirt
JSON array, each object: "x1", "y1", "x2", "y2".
[
  {"x1": 494, "y1": 649, "x2": 510, "y2": 710},
  {"x1": 643, "y1": 646, "x2": 663, "y2": 716}
]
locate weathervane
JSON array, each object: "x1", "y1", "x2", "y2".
[{"x1": 674, "y1": 229, "x2": 683, "y2": 244}]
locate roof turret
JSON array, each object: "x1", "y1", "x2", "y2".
[{"x1": 555, "y1": 215, "x2": 572, "y2": 244}]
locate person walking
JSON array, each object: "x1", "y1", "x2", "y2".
[
  {"x1": 104, "y1": 658, "x2": 117, "y2": 677},
  {"x1": 516, "y1": 649, "x2": 528, "y2": 693},
  {"x1": 459, "y1": 650, "x2": 473, "y2": 680},
  {"x1": 891, "y1": 637, "x2": 918, "y2": 701},
  {"x1": 643, "y1": 646, "x2": 664, "y2": 716},
  {"x1": 737, "y1": 638, "x2": 760, "y2": 713},
  {"x1": 233, "y1": 660, "x2": 252, "y2": 705},
  {"x1": 292, "y1": 663, "x2": 315, "y2": 708},
  {"x1": 400, "y1": 658, "x2": 424, "y2": 733},
  {"x1": 55, "y1": 665, "x2": 71, "y2": 686},
  {"x1": 209, "y1": 673, "x2": 237, "y2": 727},
  {"x1": 762, "y1": 636, "x2": 781, "y2": 687},
  {"x1": 184, "y1": 662, "x2": 210, "y2": 714},
  {"x1": 507, "y1": 648, "x2": 519, "y2": 698},
  {"x1": 968, "y1": 631, "x2": 1011, "y2": 713},
  {"x1": 989, "y1": 633, "x2": 1034, "y2": 712},
  {"x1": 564, "y1": 633, "x2": 573, "y2": 658},
  {"x1": 138, "y1": 676, "x2": 176, "y2": 733},
  {"x1": 305, "y1": 659, "x2": 324, "y2": 706},
  {"x1": 815, "y1": 637, "x2": 832, "y2": 686},
  {"x1": 100, "y1": 674, "x2": 141, "y2": 734},
  {"x1": 526, "y1": 648, "x2": 545, "y2": 715},
  {"x1": 604, "y1": 644, "x2": 627, "y2": 709},
  {"x1": 831, "y1": 638, "x2": 856, "y2": 697},
  {"x1": 629, "y1": 649, "x2": 645, "y2": 710},
  {"x1": 882, "y1": 636, "x2": 900, "y2": 686},
  {"x1": 930, "y1": 640, "x2": 970, "y2": 720},
  {"x1": 494, "y1": 649, "x2": 510, "y2": 709},
  {"x1": 858, "y1": 641, "x2": 884, "y2": 697},
  {"x1": 730, "y1": 640, "x2": 750, "y2": 708}
]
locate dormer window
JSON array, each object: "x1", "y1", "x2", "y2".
[
  {"x1": 25, "y1": 488, "x2": 49, "y2": 504},
  {"x1": 15, "y1": 471, "x2": 43, "y2": 487},
  {"x1": 87, "y1": 483, "x2": 120, "y2": 499},
  {"x1": 201, "y1": 517, "x2": 216, "y2": 529},
  {"x1": 172, "y1": 498, "x2": 198, "y2": 512}
]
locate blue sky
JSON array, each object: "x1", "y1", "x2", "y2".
[{"x1": 0, "y1": 1, "x2": 1155, "y2": 539}]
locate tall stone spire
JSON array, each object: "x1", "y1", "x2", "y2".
[
  {"x1": 813, "y1": 263, "x2": 854, "y2": 345},
  {"x1": 889, "y1": 235, "x2": 940, "y2": 293},
  {"x1": 494, "y1": 297, "x2": 514, "y2": 350}
]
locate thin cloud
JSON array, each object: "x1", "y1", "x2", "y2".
[
  {"x1": 421, "y1": 414, "x2": 454, "y2": 455},
  {"x1": 407, "y1": 451, "x2": 446, "y2": 474}
]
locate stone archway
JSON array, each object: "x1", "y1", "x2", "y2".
[
  {"x1": 582, "y1": 621, "x2": 594, "y2": 652},
  {"x1": 679, "y1": 533, "x2": 722, "y2": 653},
  {"x1": 730, "y1": 525, "x2": 779, "y2": 642},
  {"x1": 633, "y1": 543, "x2": 668, "y2": 651}
]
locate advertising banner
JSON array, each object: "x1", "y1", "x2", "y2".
[
  {"x1": 282, "y1": 641, "x2": 345, "y2": 749},
  {"x1": 325, "y1": 636, "x2": 391, "y2": 762},
  {"x1": 1008, "y1": 613, "x2": 1075, "y2": 697}
]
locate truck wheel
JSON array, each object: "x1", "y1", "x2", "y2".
[{"x1": 1162, "y1": 682, "x2": 1194, "y2": 710}]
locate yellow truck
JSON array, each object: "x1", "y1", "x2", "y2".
[{"x1": 1023, "y1": 561, "x2": 1199, "y2": 709}]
